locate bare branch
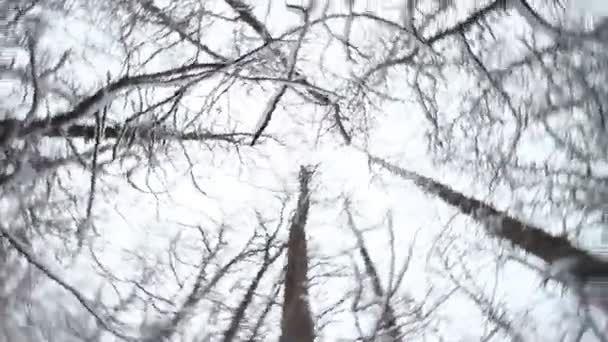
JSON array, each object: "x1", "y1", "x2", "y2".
[{"x1": 0, "y1": 224, "x2": 136, "y2": 341}]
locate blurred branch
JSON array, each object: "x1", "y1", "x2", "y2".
[
  {"x1": 0, "y1": 61, "x2": 228, "y2": 148},
  {"x1": 151, "y1": 227, "x2": 258, "y2": 341},
  {"x1": 222, "y1": 227, "x2": 284, "y2": 342},
  {"x1": 343, "y1": 199, "x2": 403, "y2": 342},
  {"x1": 139, "y1": 0, "x2": 228, "y2": 61},
  {"x1": 49, "y1": 122, "x2": 254, "y2": 144},
  {"x1": 0, "y1": 224, "x2": 136, "y2": 341},
  {"x1": 425, "y1": 0, "x2": 507, "y2": 45}
]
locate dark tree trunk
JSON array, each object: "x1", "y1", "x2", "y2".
[
  {"x1": 368, "y1": 154, "x2": 608, "y2": 284},
  {"x1": 279, "y1": 166, "x2": 315, "y2": 342}
]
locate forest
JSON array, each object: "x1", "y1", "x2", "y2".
[{"x1": 1, "y1": 0, "x2": 608, "y2": 341}]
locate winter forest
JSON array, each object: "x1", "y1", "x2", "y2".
[{"x1": 3, "y1": 0, "x2": 608, "y2": 341}]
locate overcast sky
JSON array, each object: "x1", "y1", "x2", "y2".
[{"x1": 4, "y1": 0, "x2": 608, "y2": 341}]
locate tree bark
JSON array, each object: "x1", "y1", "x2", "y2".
[
  {"x1": 368, "y1": 154, "x2": 608, "y2": 283},
  {"x1": 279, "y1": 166, "x2": 315, "y2": 342}
]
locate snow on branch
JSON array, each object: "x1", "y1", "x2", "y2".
[{"x1": 0, "y1": 62, "x2": 228, "y2": 146}]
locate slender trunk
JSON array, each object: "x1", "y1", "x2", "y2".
[
  {"x1": 279, "y1": 166, "x2": 315, "y2": 342},
  {"x1": 368, "y1": 154, "x2": 608, "y2": 283}
]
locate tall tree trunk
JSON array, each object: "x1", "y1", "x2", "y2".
[
  {"x1": 279, "y1": 166, "x2": 315, "y2": 342},
  {"x1": 367, "y1": 154, "x2": 608, "y2": 284}
]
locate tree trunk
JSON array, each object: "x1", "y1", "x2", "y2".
[
  {"x1": 368, "y1": 154, "x2": 608, "y2": 284},
  {"x1": 279, "y1": 166, "x2": 315, "y2": 342}
]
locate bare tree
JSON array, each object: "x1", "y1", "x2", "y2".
[
  {"x1": 366, "y1": 154, "x2": 608, "y2": 295},
  {"x1": 279, "y1": 165, "x2": 315, "y2": 342},
  {"x1": 4, "y1": 0, "x2": 608, "y2": 341}
]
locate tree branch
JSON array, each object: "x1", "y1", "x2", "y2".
[{"x1": 0, "y1": 224, "x2": 136, "y2": 341}]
